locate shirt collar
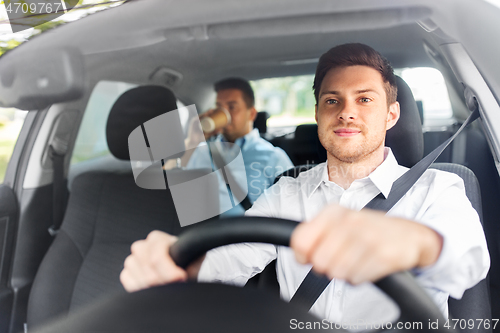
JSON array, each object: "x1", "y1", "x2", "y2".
[
  {"x1": 305, "y1": 147, "x2": 405, "y2": 199},
  {"x1": 368, "y1": 148, "x2": 403, "y2": 198},
  {"x1": 303, "y1": 163, "x2": 328, "y2": 198},
  {"x1": 238, "y1": 128, "x2": 260, "y2": 149},
  {"x1": 219, "y1": 128, "x2": 259, "y2": 149}
]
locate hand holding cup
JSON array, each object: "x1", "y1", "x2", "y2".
[
  {"x1": 200, "y1": 107, "x2": 231, "y2": 134},
  {"x1": 185, "y1": 107, "x2": 231, "y2": 150}
]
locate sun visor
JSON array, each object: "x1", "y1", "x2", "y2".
[
  {"x1": 165, "y1": 7, "x2": 432, "y2": 41},
  {"x1": 0, "y1": 47, "x2": 84, "y2": 110}
]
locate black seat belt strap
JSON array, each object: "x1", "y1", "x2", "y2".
[
  {"x1": 365, "y1": 106, "x2": 479, "y2": 211},
  {"x1": 45, "y1": 111, "x2": 78, "y2": 237},
  {"x1": 48, "y1": 144, "x2": 66, "y2": 236},
  {"x1": 289, "y1": 269, "x2": 332, "y2": 310},
  {"x1": 289, "y1": 106, "x2": 480, "y2": 311}
]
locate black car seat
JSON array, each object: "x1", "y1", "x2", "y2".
[
  {"x1": 27, "y1": 86, "x2": 216, "y2": 328},
  {"x1": 253, "y1": 77, "x2": 491, "y2": 333},
  {"x1": 423, "y1": 110, "x2": 500, "y2": 324},
  {"x1": 253, "y1": 111, "x2": 269, "y2": 135},
  {"x1": 289, "y1": 124, "x2": 323, "y2": 165}
]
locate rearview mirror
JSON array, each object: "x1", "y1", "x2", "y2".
[{"x1": 0, "y1": 47, "x2": 84, "y2": 110}]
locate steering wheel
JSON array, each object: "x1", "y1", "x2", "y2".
[{"x1": 33, "y1": 217, "x2": 453, "y2": 333}]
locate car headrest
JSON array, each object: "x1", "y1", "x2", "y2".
[
  {"x1": 106, "y1": 85, "x2": 182, "y2": 160},
  {"x1": 294, "y1": 123, "x2": 317, "y2": 141},
  {"x1": 254, "y1": 111, "x2": 270, "y2": 134},
  {"x1": 385, "y1": 76, "x2": 424, "y2": 168}
]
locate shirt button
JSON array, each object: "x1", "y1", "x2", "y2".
[{"x1": 336, "y1": 291, "x2": 342, "y2": 297}]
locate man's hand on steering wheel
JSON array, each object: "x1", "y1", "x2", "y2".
[
  {"x1": 291, "y1": 204, "x2": 443, "y2": 285},
  {"x1": 120, "y1": 204, "x2": 443, "y2": 292},
  {"x1": 120, "y1": 232, "x2": 189, "y2": 292}
]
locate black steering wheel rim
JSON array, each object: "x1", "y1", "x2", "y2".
[{"x1": 170, "y1": 216, "x2": 454, "y2": 333}]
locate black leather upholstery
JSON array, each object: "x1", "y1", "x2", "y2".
[{"x1": 27, "y1": 86, "x2": 197, "y2": 328}]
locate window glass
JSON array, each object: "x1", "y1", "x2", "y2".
[
  {"x1": 71, "y1": 81, "x2": 137, "y2": 166},
  {"x1": 396, "y1": 67, "x2": 453, "y2": 126},
  {"x1": 250, "y1": 67, "x2": 453, "y2": 132},
  {"x1": 0, "y1": 107, "x2": 28, "y2": 183},
  {"x1": 251, "y1": 75, "x2": 316, "y2": 133}
]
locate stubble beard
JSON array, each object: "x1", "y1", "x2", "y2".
[{"x1": 318, "y1": 126, "x2": 385, "y2": 164}]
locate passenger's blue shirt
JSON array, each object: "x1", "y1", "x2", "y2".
[{"x1": 187, "y1": 128, "x2": 293, "y2": 216}]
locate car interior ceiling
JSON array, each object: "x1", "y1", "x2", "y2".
[{"x1": 2, "y1": 2, "x2": 500, "y2": 333}]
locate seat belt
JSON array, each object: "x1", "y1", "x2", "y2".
[
  {"x1": 47, "y1": 143, "x2": 67, "y2": 236},
  {"x1": 289, "y1": 104, "x2": 480, "y2": 311},
  {"x1": 208, "y1": 140, "x2": 253, "y2": 211},
  {"x1": 45, "y1": 110, "x2": 77, "y2": 237}
]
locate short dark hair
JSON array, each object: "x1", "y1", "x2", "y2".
[
  {"x1": 313, "y1": 43, "x2": 397, "y2": 106},
  {"x1": 214, "y1": 77, "x2": 255, "y2": 108}
]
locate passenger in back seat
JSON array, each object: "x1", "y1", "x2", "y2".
[{"x1": 177, "y1": 78, "x2": 293, "y2": 216}]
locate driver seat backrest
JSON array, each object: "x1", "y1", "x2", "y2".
[
  {"x1": 386, "y1": 78, "x2": 491, "y2": 330},
  {"x1": 259, "y1": 77, "x2": 491, "y2": 332},
  {"x1": 27, "y1": 86, "x2": 211, "y2": 328}
]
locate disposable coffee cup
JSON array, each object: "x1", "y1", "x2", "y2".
[{"x1": 200, "y1": 107, "x2": 231, "y2": 133}]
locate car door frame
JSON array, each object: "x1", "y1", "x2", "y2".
[{"x1": 0, "y1": 108, "x2": 53, "y2": 333}]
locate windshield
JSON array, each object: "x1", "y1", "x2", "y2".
[{"x1": 0, "y1": 0, "x2": 124, "y2": 53}]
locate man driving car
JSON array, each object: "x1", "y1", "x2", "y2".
[{"x1": 120, "y1": 43, "x2": 489, "y2": 325}]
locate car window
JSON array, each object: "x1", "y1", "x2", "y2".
[
  {"x1": 395, "y1": 67, "x2": 454, "y2": 127},
  {"x1": 251, "y1": 75, "x2": 316, "y2": 131},
  {"x1": 70, "y1": 80, "x2": 138, "y2": 167},
  {"x1": 0, "y1": 107, "x2": 28, "y2": 183},
  {"x1": 251, "y1": 67, "x2": 454, "y2": 134}
]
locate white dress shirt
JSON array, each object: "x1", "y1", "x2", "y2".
[{"x1": 198, "y1": 148, "x2": 490, "y2": 326}]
